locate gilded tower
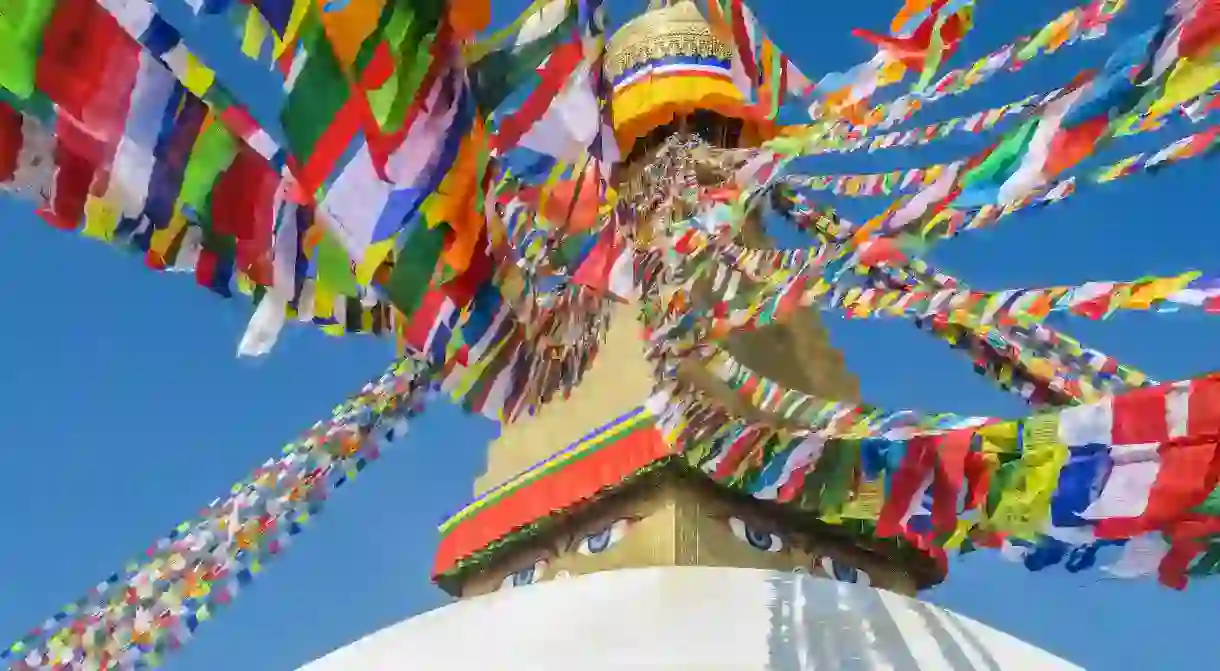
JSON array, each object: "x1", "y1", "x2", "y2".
[{"x1": 431, "y1": 1, "x2": 942, "y2": 599}]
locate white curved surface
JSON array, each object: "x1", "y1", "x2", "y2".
[{"x1": 299, "y1": 567, "x2": 1080, "y2": 671}]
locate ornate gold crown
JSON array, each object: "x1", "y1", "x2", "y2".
[{"x1": 604, "y1": 1, "x2": 733, "y2": 82}]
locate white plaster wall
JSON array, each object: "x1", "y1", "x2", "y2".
[{"x1": 300, "y1": 567, "x2": 1081, "y2": 671}]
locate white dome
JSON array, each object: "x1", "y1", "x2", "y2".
[{"x1": 300, "y1": 567, "x2": 1080, "y2": 670}]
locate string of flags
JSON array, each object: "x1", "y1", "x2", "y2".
[
  {"x1": 720, "y1": 114, "x2": 1217, "y2": 286},
  {"x1": 802, "y1": 97, "x2": 1219, "y2": 196},
  {"x1": 816, "y1": 89, "x2": 1065, "y2": 156},
  {"x1": 764, "y1": 269, "x2": 1220, "y2": 328},
  {"x1": 647, "y1": 227, "x2": 1213, "y2": 442},
  {"x1": 806, "y1": 0, "x2": 1127, "y2": 129},
  {"x1": 1, "y1": 358, "x2": 431, "y2": 670},
  {"x1": 707, "y1": 230, "x2": 1155, "y2": 409},
  {"x1": 868, "y1": 254, "x2": 1158, "y2": 403},
  {"x1": 670, "y1": 371, "x2": 1220, "y2": 588}
]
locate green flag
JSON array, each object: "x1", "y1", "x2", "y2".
[
  {"x1": 282, "y1": 21, "x2": 352, "y2": 159},
  {"x1": 386, "y1": 223, "x2": 446, "y2": 318},
  {"x1": 1188, "y1": 544, "x2": 1220, "y2": 576},
  {"x1": 0, "y1": 0, "x2": 56, "y2": 99},
  {"x1": 315, "y1": 233, "x2": 360, "y2": 298},
  {"x1": 361, "y1": 0, "x2": 445, "y2": 133},
  {"x1": 1192, "y1": 485, "x2": 1220, "y2": 516},
  {"x1": 179, "y1": 122, "x2": 240, "y2": 216},
  {"x1": 960, "y1": 118, "x2": 1039, "y2": 189}
]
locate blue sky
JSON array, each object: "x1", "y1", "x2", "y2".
[{"x1": 1, "y1": 0, "x2": 1218, "y2": 669}]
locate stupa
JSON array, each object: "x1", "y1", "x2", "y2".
[{"x1": 301, "y1": 3, "x2": 1081, "y2": 668}]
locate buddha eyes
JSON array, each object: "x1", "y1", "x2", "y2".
[
  {"x1": 499, "y1": 559, "x2": 549, "y2": 590},
  {"x1": 820, "y1": 557, "x2": 872, "y2": 587},
  {"x1": 498, "y1": 519, "x2": 637, "y2": 586},
  {"x1": 576, "y1": 518, "x2": 634, "y2": 555},
  {"x1": 727, "y1": 516, "x2": 785, "y2": 553}
]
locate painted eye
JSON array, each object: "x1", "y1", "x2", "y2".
[
  {"x1": 499, "y1": 559, "x2": 548, "y2": 590},
  {"x1": 727, "y1": 516, "x2": 785, "y2": 553},
  {"x1": 576, "y1": 518, "x2": 634, "y2": 555},
  {"x1": 820, "y1": 557, "x2": 871, "y2": 587}
]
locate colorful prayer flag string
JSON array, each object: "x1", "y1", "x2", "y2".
[{"x1": 1, "y1": 358, "x2": 431, "y2": 670}]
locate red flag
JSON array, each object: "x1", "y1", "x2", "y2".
[
  {"x1": 210, "y1": 147, "x2": 280, "y2": 286},
  {"x1": 962, "y1": 450, "x2": 992, "y2": 511},
  {"x1": 572, "y1": 229, "x2": 620, "y2": 293},
  {"x1": 1045, "y1": 116, "x2": 1108, "y2": 177},
  {"x1": 1111, "y1": 384, "x2": 1171, "y2": 445},
  {"x1": 876, "y1": 436, "x2": 937, "y2": 537},
  {"x1": 931, "y1": 430, "x2": 971, "y2": 533},
  {"x1": 493, "y1": 40, "x2": 585, "y2": 152},
  {"x1": 0, "y1": 103, "x2": 21, "y2": 183},
  {"x1": 35, "y1": 0, "x2": 140, "y2": 230},
  {"x1": 1096, "y1": 439, "x2": 1219, "y2": 539},
  {"x1": 1095, "y1": 380, "x2": 1220, "y2": 539},
  {"x1": 713, "y1": 426, "x2": 764, "y2": 480},
  {"x1": 1189, "y1": 375, "x2": 1220, "y2": 436},
  {"x1": 851, "y1": 0, "x2": 968, "y2": 72},
  {"x1": 1179, "y1": 0, "x2": 1220, "y2": 59}
]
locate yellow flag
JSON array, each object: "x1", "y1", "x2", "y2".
[
  {"x1": 148, "y1": 210, "x2": 189, "y2": 263},
  {"x1": 991, "y1": 414, "x2": 1066, "y2": 538},
  {"x1": 356, "y1": 239, "x2": 396, "y2": 287},
  {"x1": 183, "y1": 52, "x2": 217, "y2": 98},
  {"x1": 1095, "y1": 155, "x2": 1138, "y2": 182},
  {"x1": 274, "y1": 1, "x2": 313, "y2": 58},
  {"x1": 977, "y1": 421, "x2": 1019, "y2": 454},
  {"x1": 241, "y1": 10, "x2": 270, "y2": 63},
  {"x1": 945, "y1": 518, "x2": 976, "y2": 550},
  {"x1": 1147, "y1": 58, "x2": 1220, "y2": 121},
  {"x1": 841, "y1": 477, "x2": 885, "y2": 520},
  {"x1": 82, "y1": 197, "x2": 120, "y2": 242}
]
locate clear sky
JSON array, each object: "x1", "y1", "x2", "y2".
[{"x1": 1, "y1": 0, "x2": 1217, "y2": 669}]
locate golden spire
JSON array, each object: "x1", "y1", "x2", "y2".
[{"x1": 604, "y1": 0, "x2": 731, "y2": 81}]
